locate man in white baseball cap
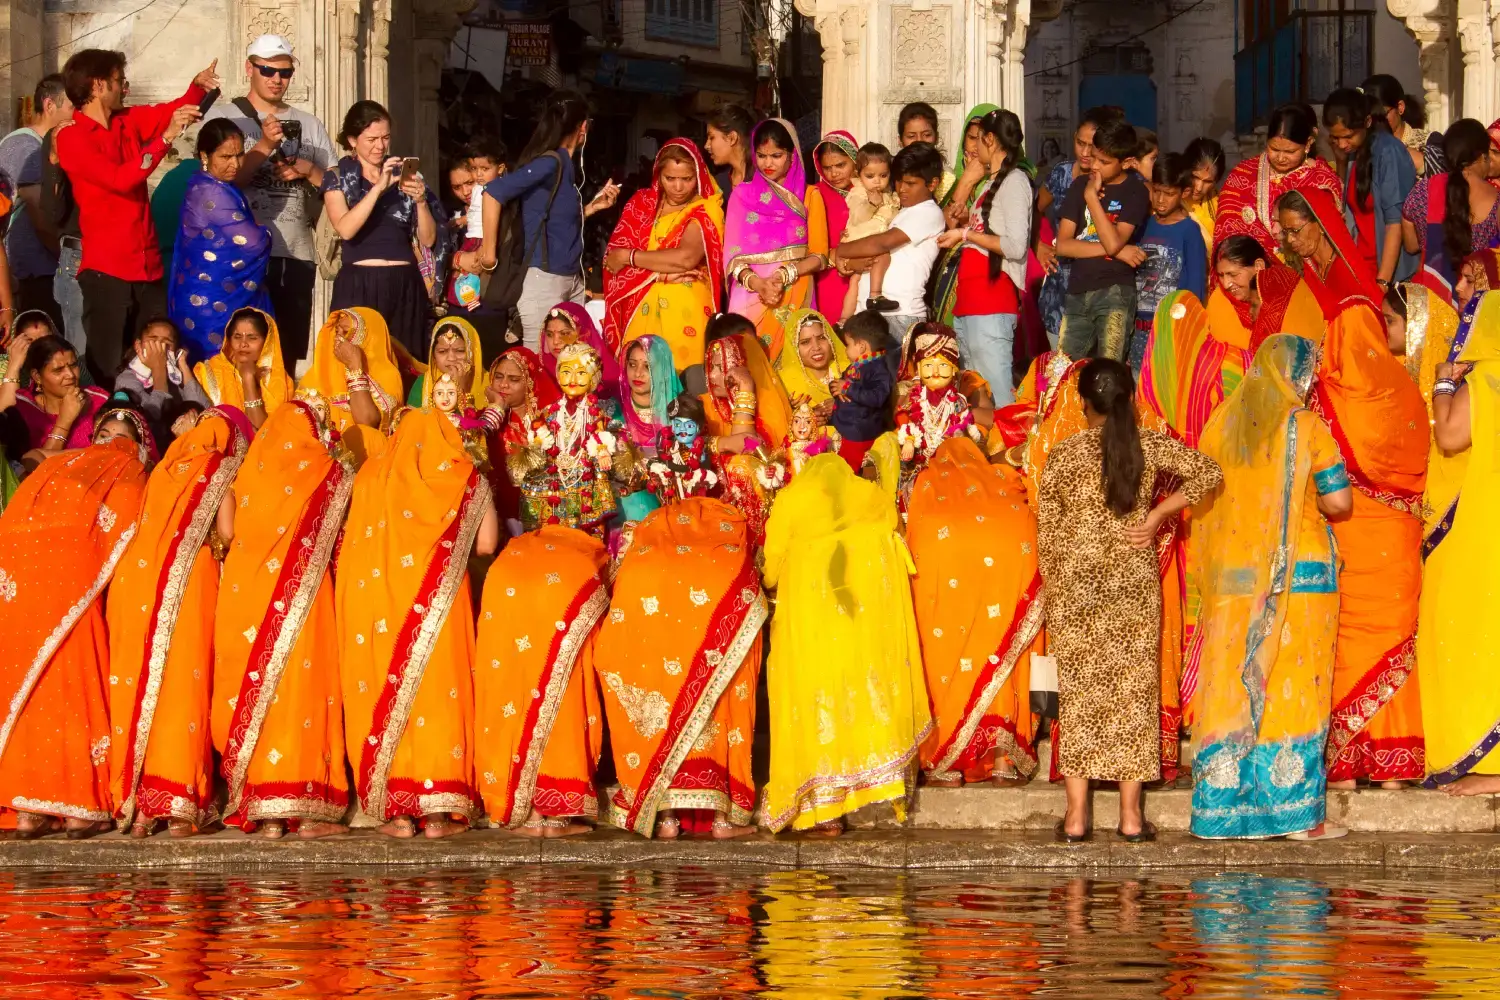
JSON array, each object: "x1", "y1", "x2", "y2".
[{"x1": 200, "y1": 33, "x2": 335, "y2": 365}]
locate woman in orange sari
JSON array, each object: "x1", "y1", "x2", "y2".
[
  {"x1": 299, "y1": 307, "x2": 404, "y2": 436},
  {"x1": 108, "y1": 405, "x2": 253, "y2": 837},
  {"x1": 0, "y1": 425, "x2": 150, "y2": 837},
  {"x1": 474, "y1": 525, "x2": 608, "y2": 834},
  {"x1": 912, "y1": 434, "x2": 1045, "y2": 786},
  {"x1": 595, "y1": 403, "x2": 768, "y2": 838},
  {"x1": 1303, "y1": 243, "x2": 1430, "y2": 789},
  {"x1": 339, "y1": 393, "x2": 499, "y2": 838},
  {"x1": 212, "y1": 397, "x2": 355, "y2": 838},
  {"x1": 192, "y1": 307, "x2": 294, "y2": 428},
  {"x1": 699, "y1": 325, "x2": 792, "y2": 545}
]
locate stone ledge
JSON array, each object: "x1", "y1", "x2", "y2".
[{"x1": 5, "y1": 829, "x2": 1500, "y2": 870}]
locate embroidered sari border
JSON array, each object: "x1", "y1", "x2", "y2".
[{"x1": 1324, "y1": 633, "x2": 1417, "y2": 766}]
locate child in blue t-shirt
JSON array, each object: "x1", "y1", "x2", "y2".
[{"x1": 1131, "y1": 152, "x2": 1209, "y2": 373}]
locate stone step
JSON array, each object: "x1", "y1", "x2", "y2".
[{"x1": 910, "y1": 784, "x2": 1500, "y2": 834}]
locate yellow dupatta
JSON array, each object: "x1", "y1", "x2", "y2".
[
  {"x1": 192, "y1": 308, "x2": 294, "y2": 416},
  {"x1": 420, "y1": 316, "x2": 489, "y2": 409},
  {"x1": 774, "y1": 308, "x2": 849, "y2": 406},
  {"x1": 300, "y1": 308, "x2": 404, "y2": 431}
]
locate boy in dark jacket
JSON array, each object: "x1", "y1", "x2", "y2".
[{"x1": 831, "y1": 309, "x2": 895, "y2": 471}]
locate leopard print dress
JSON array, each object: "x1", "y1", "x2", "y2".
[{"x1": 1036, "y1": 427, "x2": 1222, "y2": 782}]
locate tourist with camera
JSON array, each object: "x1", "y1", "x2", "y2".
[{"x1": 202, "y1": 33, "x2": 335, "y2": 367}]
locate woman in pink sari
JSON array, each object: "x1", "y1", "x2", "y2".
[
  {"x1": 723, "y1": 119, "x2": 828, "y2": 361},
  {"x1": 539, "y1": 302, "x2": 621, "y2": 401},
  {"x1": 809, "y1": 130, "x2": 858, "y2": 321}
]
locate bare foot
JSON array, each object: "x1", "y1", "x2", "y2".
[
  {"x1": 809, "y1": 819, "x2": 844, "y2": 837},
  {"x1": 1379, "y1": 780, "x2": 1410, "y2": 790},
  {"x1": 990, "y1": 775, "x2": 1029, "y2": 788},
  {"x1": 1440, "y1": 774, "x2": 1500, "y2": 797},
  {"x1": 129, "y1": 820, "x2": 155, "y2": 839},
  {"x1": 712, "y1": 814, "x2": 756, "y2": 839},
  {"x1": 423, "y1": 816, "x2": 465, "y2": 839},
  {"x1": 299, "y1": 821, "x2": 348, "y2": 840},
  {"x1": 1327, "y1": 779, "x2": 1358, "y2": 791},
  {"x1": 655, "y1": 814, "x2": 681, "y2": 840},
  {"x1": 379, "y1": 816, "x2": 417, "y2": 839},
  {"x1": 924, "y1": 773, "x2": 963, "y2": 788},
  {"x1": 543, "y1": 820, "x2": 591, "y2": 838},
  {"x1": 259, "y1": 820, "x2": 287, "y2": 840}
]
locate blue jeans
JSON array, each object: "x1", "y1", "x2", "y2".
[
  {"x1": 53, "y1": 239, "x2": 85, "y2": 356},
  {"x1": 953, "y1": 312, "x2": 1017, "y2": 404},
  {"x1": 884, "y1": 313, "x2": 925, "y2": 346}
]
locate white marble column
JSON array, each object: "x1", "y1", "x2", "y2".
[
  {"x1": 1457, "y1": 9, "x2": 1493, "y2": 125},
  {"x1": 963, "y1": 0, "x2": 1007, "y2": 111},
  {"x1": 1387, "y1": 0, "x2": 1457, "y2": 130},
  {"x1": 366, "y1": 0, "x2": 393, "y2": 107}
]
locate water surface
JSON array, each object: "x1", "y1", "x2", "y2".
[{"x1": 2, "y1": 866, "x2": 1498, "y2": 998}]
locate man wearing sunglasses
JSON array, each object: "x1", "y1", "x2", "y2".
[{"x1": 201, "y1": 34, "x2": 335, "y2": 367}]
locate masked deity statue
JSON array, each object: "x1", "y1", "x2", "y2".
[
  {"x1": 645, "y1": 395, "x2": 719, "y2": 501},
  {"x1": 508, "y1": 342, "x2": 623, "y2": 535}
]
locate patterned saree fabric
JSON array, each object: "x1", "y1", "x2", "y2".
[
  {"x1": 473, "y1": 526, "x2": 609, "y2": 826},
  {"x1": 606, "y1": 139, "x2": 725, "y2": 371},
  {"x1": 212, "y1": 400, "x2": 354, "y2": 826},
  {"x1": 193, "y1": 307, "x2": 294, "y2": 416},
  {"x1": 909, "y1": 438, "x2": 1045, "y2": 782},
  {"x1": 1191, "y1": 334, "x2": 1346, "y2": 838},
  {"x1": 167, "y1": 171, "x2": 274, "y2": 361},
  {"x1": 774, "y1": 308, "x2": 850, "y2": 408},
  {"x1": 415, "y1": 316, "x2": 489, "y2": 410},
  {"x1": 761, "y1": 453, "x2": 931, "y2": 831},
  {"x1": 1139, "y1": 289, "x2": 1250, "y2": 448},
  {"x1": 1214, "y1": 153, "x2": 1344, "y2": 257},
  {"x1": 339, "y1": 407, "x2": 492, "y2": 822},
  {"x1": 0, "y1": 438, "x2": 147, "y2": 824},
  {"x1": 595, "y1": 497, "x2": 767, "y2": 835},
  {"x1": 108, "y1": 408, "x2": 250, "y2": 829},
  {"x1": 1310, "y1": 291, "x2": 1429, "y2": 783},
  {"x1": 1419, "y1": 292, "x2": 1500, "y2": 784}
]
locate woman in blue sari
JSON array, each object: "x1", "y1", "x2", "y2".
[{"x1": 168, "y1": 118, "x2": 272, "y2": 362}]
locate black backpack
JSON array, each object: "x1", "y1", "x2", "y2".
[{"x1": 481, "y1": 151, "x2": 566, "y2": 310}]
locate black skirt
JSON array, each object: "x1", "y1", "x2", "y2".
[{"x1": 329, "y1": 262, "x2": 432, "y2": 358}]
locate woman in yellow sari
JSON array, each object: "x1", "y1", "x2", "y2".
[
  {"x1": 192, "y1": 307, "x2": 294, "y2": 428},
  {"x1": 473, "y1": 525, "x2": 609, "y2": 834},
  {"x1": 406, "y1": 316, "x2": 488, "y2": 409},
  {"x1": 212, "y1": 397, "x2": 354, "y2": 838},
  {"x1": 1420, "y1": 292, "x2": 1500, "y2": 793},
  {"x1": 775, "y1": 308, "x2": 849, "y2": 406},
  {"x1": 299, "y1": 307, "x2": 404, "y2": 435},
  {"x1": 339, "y1": 397, "x2": 499, "y2": 838},
  {"x1": 912, "y1": 436, "x2": 1045, "y2": 786},
  {"x1": 762, "y1": 452, "x2": 931, "y2": 834},
  {"x1": 604, "y1": 139, "x2": 725, "y2": 388},
  {"x1": 1190, "y1": 334, "x2": 1352, "y2": 839},
  {"x1": 596, "y1": 467, "x2": 767, "y2": 839},
  {"x1": 0, "y1": 430, "x2": 149, "y2": 837},
  {"x1": 108, "y1": 405, "x2": 252, "y2": 837}
]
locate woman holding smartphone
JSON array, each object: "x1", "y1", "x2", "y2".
[{"x1": 321, "y1": 100, "x2": 442, "y2": 358}]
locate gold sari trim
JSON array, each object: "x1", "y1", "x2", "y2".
[
  {"x1": 119, "y1": 440, "x2": 247, "y2": 826},
  {"x1": 626, "y1": 590, "x2": 768, "y2": 836},
  {"x1": 243, "y1": 794, "x2": 347, "y2": 824},
  {"x1": 729, "y1": 245, "x2": 810, "y2": 269},
  {"x1": 1403, "y1": 282, "x2": 1428, "y2": 385},
  {"x1": 365, "y1": 476, "x2": 494, "y2": 817},
  {"x1": 223, "y1": 463, "x2": 356, "y2": 817},
  {"x1": 761, "y1": 719, "x2": 934, "y2": 832},
  {"x1": 0, "y1": 524, "x2": 137, "y2": 767},
  {"x1": 505, "y1": 582, "x2": 609, "y2": 829}
]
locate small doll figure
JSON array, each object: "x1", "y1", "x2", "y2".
[
  {"x1": 646, "y1": 394, "x2": 719, "y2": 501},
  {"x1": 509, "y1": 342, "x2": 623, "y2": 535},
  {"x1": 781, "y1": 395, "x2": 842, "y2": 479},
  {"x1": 893, "y1": 323, "x2": 982, "y2": 515}
]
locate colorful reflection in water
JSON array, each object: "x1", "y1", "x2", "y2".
[{"x1": 1, "y1": 866, "x2": 1499, "y2": 998}]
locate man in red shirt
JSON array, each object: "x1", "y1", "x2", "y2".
[{"x1": 55, "y1": 49, "x2": 218, "y2": 380}]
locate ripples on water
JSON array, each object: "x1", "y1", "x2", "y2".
[{"x1": 1, "y1": 866, "x2": 1499, "y2": 998}]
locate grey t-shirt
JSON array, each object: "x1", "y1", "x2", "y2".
[
  {"x1": 0, "y1": 128, "x2": 57, "y2": 279},
  {"x1": 201, "y1": 101, "x2": 335, "y2": 262}
]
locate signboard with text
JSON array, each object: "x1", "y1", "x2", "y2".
[{"x1": 506, "y1": 23, "x2": 553, "y2": 66}]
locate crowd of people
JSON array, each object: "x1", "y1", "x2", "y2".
[{"x1": 0, "y1": 37, "x2": 1494, "y2": 846}]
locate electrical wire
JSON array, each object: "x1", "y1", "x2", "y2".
[
  {"x1": 1024, "y1": 0, "x2": 1208, "y2": 78},
  {"x1": 0, "y1": 0, "x2": 167, "y2": 75}
]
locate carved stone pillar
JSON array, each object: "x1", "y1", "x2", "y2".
[
  {"x1": 1457, "y1": 11, "x2": 1492, "y2": 125},
  {"x1": 963, "y1": 0, "x2": 1007, "y2": 114},
  {"x1": 1388, "y1": 0, "x2": 1457, "y2": 130},
  {"x1": 798, "y1": 0, "x2": 874, "y2": 141},
  {"x1": 335, "y1": 0, "x2": 362, "y2": 117},
  {"x1": 367, "y1": 0, "x2": 393, "y2": 107},
  {"x1": 1001, "y1": 0, "x2": 1031, "y2": 122}
]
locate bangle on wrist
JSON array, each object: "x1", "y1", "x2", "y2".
[
  {"x1": 1433, "y1": 378, "x2": 1460, "y2": 397},
  {"x1": 245, "y1": 398, "x2": 265, "y2": 409}
]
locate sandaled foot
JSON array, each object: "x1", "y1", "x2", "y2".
[
  {"x1": 655, "y1": 814, "x2": 681, "y2": 840},
  {"x1": 1440, "y1": 775, "x2": 1500, "y2": 797},
  {"x1": 16, "y1": 812, "x2": 60, "y2": 839},
  {"x1": 259, "y1": 820, "x2": 287, "y2": 840},
  {"x1": 1054, "y1": 819, "x2": 1092, "y2": 843},
  {"x1": 1116, "y1": 820, "x2": 1157, "y2": 843},
  {"x1": 379, "y1": 816, "x2": 417, "y2": 839},
  {"x1": 298, "y1": 821, "x2": 348, "y2": 840},
  {"x1": 64, "y1": 820, "x2": 112, "y2": 840},
  {"x1": 167, "y1": 819, "x2": 199, "y2": 839},
  {"x1": 712, "y1": 816, "x2": 756, "y2": 840},
  {"x1": 423, "y1": 816, "x2": 464, "y2": 839},
  {"x1": 924, "y1": 773, "x2": 963, "y2": 788},
  {"x1": 1286, "y1": 822, "x2": 1348, "y2": 841}
]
